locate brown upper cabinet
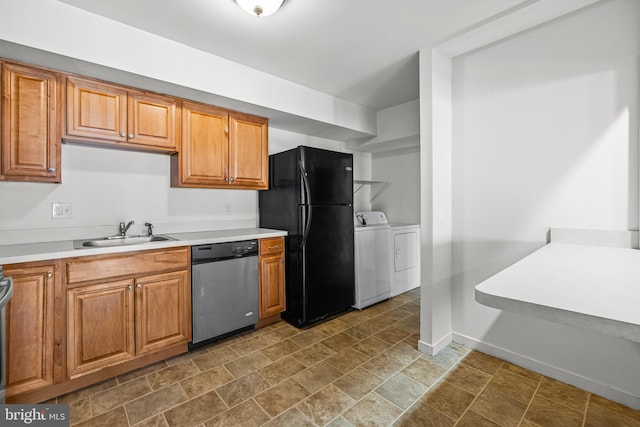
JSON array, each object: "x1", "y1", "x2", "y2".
[
  {"x1": 171, "y1": 101, "x2": 268, "y2": 190},
  {"x1": 65, "y1": 76, "x2": 178, "y2": 153},
  {"x1": 0, "y1": 61, "x2": 61, "y2": 183}
]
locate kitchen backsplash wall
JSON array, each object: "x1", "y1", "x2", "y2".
[{"x1": 0, "y1": 127, "x2": 372, "y2": 245}]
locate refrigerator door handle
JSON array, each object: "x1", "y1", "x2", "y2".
[
  {"x1": 299, "y1": 161, "x2": 311, "y2": 205},
  {"x1": 301, "y1": 204, "x2": 313, "y2": 247}
]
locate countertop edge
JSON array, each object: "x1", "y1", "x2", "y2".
[
  {"x1": 0, "y1": 228, "x2": 287, "y2": 265},
  {"x1": 475, "y1": 242, "x2": 640, "y2": 343}
]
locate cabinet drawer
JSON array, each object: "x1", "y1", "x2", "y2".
[
  {"x1": 65, "y1": 247, "x2": 189, "y2": 286},
  {"x1": 259, "y1": 237, "x2": 284, "y2": 256}
]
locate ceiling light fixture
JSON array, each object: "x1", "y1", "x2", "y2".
[{"x1": 235, "y1": 0, "x2": 285, "y2": 17}]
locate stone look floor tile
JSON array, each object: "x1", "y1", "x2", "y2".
[
  {"x1": 333, "y1": 367, "x2": 384, "y2": 400},
  {"x1": 215, "y1": 371, "x2": 271, "y2": 408},
  {"x1": 68, "y1": 397, "x2": 93, "y2": 426},
  {"x1": 288, "y1": 328, "x2": 328, "y2": 348},
  {"x1": 321, "y1": 332, "x2": 360, "y2": 352},
  {"x1": 325, "y1": 347, "x2": 370, "y2": 373},
  {"x1": 260, "y1": 339, "x2": 302, "y2": 361},
  {"x1": 460, "y1": 350, "x2": 503, "y2": 375},
  {"x1": 351, "y1": 336, "x2": 391, "y2": 357},
  {"x1": 524, "y1": 395, "x2": 585, "y2": 427},
  {"x1": 257, "y1": 356, "x2": 307, "y2": 385},
  {"x1": 470, "y1": 386, "x2": 528, "y2": 426},
  {"x1": 293, "y1": 361, "x2": 343, "y2": 393},
  {"x1": 291, "y1": 342, "x2": 337, "y2": 366},
  {"x1": 147, "y1": 361, "x2": 201, "y2": 391},
  {"x1": 441, "y1": 363, "x2": 491, "y2": 396},
  {"x1": 262, "y1": 407, "x2": 315, "y2": 427},
  {"x1": 204, "y1": 399, "x2": 270, "y2": 427},
  {"x1": 423, "y1": 381, "x2": 476, "y2": 420},
  {"x1": 297, "y1": 384, "x2": 355, "y2": 426},
  {"x1": 373, "y1": 325, "x2": 410, "y2": 345},
  {"x1": 589, "y1": 395, "x2": 640, "y2": 423},
  {"x1": 163, "y1": 390, "x2": 228, "y2": 426},
  {"x1": 180, "y1": 365, "x2": 235, "y2": 398},
  {"x1": 191, "y1": 347, "x2": 238, "y2": 371},
  {"x1": 92, "y1": 377, "x2": 152, "y2": 415},
  {"x1": 63, "y1": 289, "x2": 636, "y2": 427},
  {"x1": 536, "y1": 376, "x2": 590, "y2": 413},
  {"x1": 223, "y1": 351, "x2": 272, "y2": 378},
  {"x1": 485, "y1": 368, "x2": 538, "y2": 403},
  {"x1": 254, "y1": 378, "x2": 311, "y2": 417},
  {"x1": 361, "y1": 352, "x2": 407, "y2": 380},
  {"x1": 394, "y1": 399, "x2": 455, "y2": 427},
  {"x1": 375, "y1": 373, "x2": 428, "y2": 410},
  {"x1": 125, "y1": 384, "x2": 189, "y2": 425},
  {"x1": 401, "y1": 357, "x2": 447, "y2": 387},
  {"x1": 327, "y1": 415, "x2": 356, "y2": 427},
  {"x1": 585, "y1": 400, "x2": 640, "y2": 427},
  {"x1": 343, "y1": 392, "x2": 403, "y2": 426},
  {"x1": 74, "y1": 406, "x2": 129, "y2": 427},
  {"x1": 59, "y1": 378, "x2": 119, "y2": 404},
  {"x1": 117, "y1": 362, "x2": 168, "y2": 385},
  {"x1": 132, "y1": 414, "x2": 169, "y2": 427},
  {"x1": 456, "y1": 410, "x2": 501, "y2": 427}
]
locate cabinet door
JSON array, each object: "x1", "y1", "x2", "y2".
[
  {"x1": 4, "y1": 263, "x2": 56, "y2": 397},
  {"x1": 67, "y1": 279, "x2": 135, "y2": 378},
  {"x1": 66, "y1": 76, "x2": 128, "y2": 143},
  {"x1": 174, "y1": 101, "x2": 229, "y2": 187},
  {"x1": 1, "y1": 62, "x2": 60, "y2": 182},
  {"x1": 128, "y1": 90, "x2": 177, "y2": 151},
  {"x1": 135, "y1": 270, "x2": 190, "y2": 355},
  {"x1": 228, "y1": 112, "x2": 268, "y2": 189},
  {"x1": 259, "y1": 254, "x2": 286, "y2": 318}
]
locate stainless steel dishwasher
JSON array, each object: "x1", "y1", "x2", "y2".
[{"x1": 190, "y1": 240, "x2": 259, "y2": 349}]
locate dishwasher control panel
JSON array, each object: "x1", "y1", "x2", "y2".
[{"x1": 192, "y1": 240, "x2": 258, "y2": 263}]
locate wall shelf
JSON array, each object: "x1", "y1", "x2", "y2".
[{"x1": 353, "y1": 180, "x2": 391, "y2": 203}]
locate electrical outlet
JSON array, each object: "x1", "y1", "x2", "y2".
[
  {"x1": 225, "y1": 203, "x2": 232, "y2": 215},
  {"x1": 52, "y1": 202, "x2": 73, "y2": 219}
]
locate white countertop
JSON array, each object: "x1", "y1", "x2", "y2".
[
  {"x1": 475, "y1": 242, "x2": 640, "y2": 343},
  {"x1": 0, "y1": 228, "x2": 287, "y2": 265}
]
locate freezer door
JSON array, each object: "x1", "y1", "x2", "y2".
[
  {"x1": 300, "y1": 204, "x2": 354, "y2": 324},
  {"x1": 299, "y1": 146, "x2": 353, "y2": 205}
]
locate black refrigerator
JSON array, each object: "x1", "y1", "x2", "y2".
[{"x1": 259, "y1": 146, "x2": 355, "y2": 327}]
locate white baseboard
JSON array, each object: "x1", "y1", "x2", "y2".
[
  {"x1": 418, "y1": 333, "x2": 452, "y2": 356},
  {"x1": 452, "y1": 332, "x2": 640, "y2": 410}
]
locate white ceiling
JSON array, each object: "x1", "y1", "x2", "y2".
[{"x1": 58, "y1": 0, "x2": 526, "y2": 111}]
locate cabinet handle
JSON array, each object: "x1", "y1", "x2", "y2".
[
  {"x1": 46, "y1": 272, "x2": 53, "y2": 279},
  {"x1": 268, "y1": 245, "x2": 280, "y2": 250},
  {"x1": 128, "y1": 133, "x2": 135, "y2": 139},
  {"x1": 280, "y1": 259, "x2": 284, "y2": 263},
  {"x1": 128, "y1": 285, "x2": 133, "y2": 290},
  {"x1": 137, "y1": 284, "x2": 142, "y2": 289},
  {"x1": 47, "y1": 167, "x2": 56, "y2": 173},
  {"x1": 120, "y1": 132, "x2": 126, "y2": 138},
  {"x1": 229, "y1": 177, "x2": 235, "y2": 183}
]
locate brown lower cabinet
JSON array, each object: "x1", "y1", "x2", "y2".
[
  {"x1": 3, "y1": 239, "x2": 284, "y2": 403},
  {"x1": 4, "y1": 247, "x2": 191, "y2": 403},
  {"x1": 4, "y1": 261, "x2": 60, "y2": 400},
  {"x1": 258, "y1": 237, "x2": 286, "y2": 321}
]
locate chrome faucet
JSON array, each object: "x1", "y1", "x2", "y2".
[
  {"x1": 119, "y1": 220, "x2": 135, "y2": 236},
  {"x1": 144, "y1": 222, "x2": 154, "y2": 236}
]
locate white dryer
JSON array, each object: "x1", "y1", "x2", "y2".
[
  {"x1": 389, "y1": 223, "x2": 421, "y2": 297},
  {"x1": 353, "y1": 211, "x2": 392, "y2": 309}
]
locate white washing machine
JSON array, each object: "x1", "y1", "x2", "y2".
[
  {"x1": 353, "y1": 211, "x2": 392, "y2": 309},
  {"x1": 389, "y1": 223, "x2": 421, "y2": 297}
]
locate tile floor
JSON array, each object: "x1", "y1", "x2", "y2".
[{"x1": 53, "y1": 288, "x2": 640, "y2": 426}]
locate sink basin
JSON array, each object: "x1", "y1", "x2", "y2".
[{"x1": 73, "y1": 234, "x2": 176, "y2": 249}]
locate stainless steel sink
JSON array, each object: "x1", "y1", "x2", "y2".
[{"x1": 73, "y1": 234, "x2": 176, "y2": 249}]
